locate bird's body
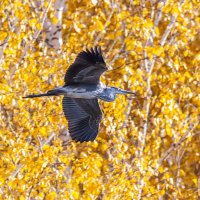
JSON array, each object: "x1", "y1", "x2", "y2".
[
  {"x1": 51, "y1": 83, "x2": 105, "y2": 99},
  {"x1": 24, "y1": 47, "x2": 135, "y2": 142}
]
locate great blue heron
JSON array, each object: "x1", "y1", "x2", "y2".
[{"x1": 24, "y1": 47, "x2": 135, "y2": 142}]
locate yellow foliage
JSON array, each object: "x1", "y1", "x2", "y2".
[{"x1": 0, "y1": 0, "x2": 199, "y2": 199}]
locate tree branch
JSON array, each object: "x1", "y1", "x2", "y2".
[
  {"x1": 44, "y1": 0, "x2": 65, "y2": 49},
  {"x1": 18, "y1": 0, "x2": 53, "y2": 64},
  {"x1": 137, "y1": 1, "x2": 166, "y2": 199},
  {"x1": 160, "y1": 0, "x2": 185, "y2": 46},
  {"x1": 9, "y1": 132, "x2": 55, "y2": 179},
  {"x1": 94, "y1": 6, "x2": 115, "y2": 45},
  {"x1": 154, "y1": 122, "x2": 199, "y2": 174}
]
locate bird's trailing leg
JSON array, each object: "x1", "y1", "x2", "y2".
[{"x1": 23, "y1": 87, "x2": 66, "y2": 98}]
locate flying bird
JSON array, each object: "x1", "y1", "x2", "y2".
[{"x1": 24, "y1": 47, "x2": 135, "y2": 142}]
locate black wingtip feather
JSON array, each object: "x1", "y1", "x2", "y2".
[
  {"x1": 78, "y1": 46, "x2": 106, "y2": 65},
  {"x1": 64, "y1": 46, "x2": 107, "y2": 85}
]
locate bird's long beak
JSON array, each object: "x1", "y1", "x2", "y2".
[{"x1": 116, "y1": 88, "x2": 136, "y2": 96}]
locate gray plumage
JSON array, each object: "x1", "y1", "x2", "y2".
[{"x1": 24, "y1": 47, "x2": 135, "y2": 142}]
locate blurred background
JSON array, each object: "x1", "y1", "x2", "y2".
[{"x1": 0, "y1": 0, "x2": 199, "y2": 199}]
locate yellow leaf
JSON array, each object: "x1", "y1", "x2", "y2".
[
  {"x1": 145, "y1": 18, "x2": 153, "y2": 28},
  {"x1": 153, "y1": 46, "x2": 164, "y2": 56},
  {"x1": 71, "y1": 190, "x2": 79, "y2": 199},
  {"x1": 0, "y1": 31, "x2": 7, "y2": 41},
  {"x1": 36, "y1": 23, "x2": 42, "y2": 30},
  {"x1": 29, "y1": 18, "x2": 37, "y2": 28},
  {"x1": 73, "y1": 22, "x2": 81, "y2": 33},
  {"x1": 172, "y1": 6, "x2": 180, "y2": 16},
  {"x1": 96, "y1": 21, "x2": 104, "y2": 31},
  {"x1": 44, "y1": 1, "x2": 49, "y2": 8},
  {"x1": 52, "y1": 17, "x2": 58, "y2": 25},
  {"x1": 125, "y1": 38, "x2": 135, "y2": 50},
  {"x1": 192, "y1": 178, "x2": 198, "y2": 186},
  {"x1": 19, "y1": 196, "x2": 25, "y2": 200}
]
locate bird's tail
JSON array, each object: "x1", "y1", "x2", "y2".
[{"x1": 23, "y1": 88, "x2": 63, "y2": 98}]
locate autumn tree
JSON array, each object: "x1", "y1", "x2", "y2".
[{"x1": 0, "y1": 0, "x2": 199, "y2": 199}]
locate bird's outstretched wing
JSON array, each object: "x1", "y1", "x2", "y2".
[
  {"x1": 64, "y1": 47, "x2": 107, "y2": 85},
  {"x1": 62, "y1": 97, "x2": 103, "y2": 142}
]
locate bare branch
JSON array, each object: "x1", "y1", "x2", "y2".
[
  {"x1": 11, "y1": 164, "x2": 23, "y2": 178},
  {"x1": 9, "y1": 132, "x2": 55, "y2": 179},
  {"x1": 44, "y1": 0, "x2": 65, "y2": 49},
  {"x1": 138, "y1": 0, "x2": 187, "y2": 197},
  {"x1": 7, "y1": 0, "x2": 53, "y2": 81},
  {"x1": 160, "y1": 0, "x2": 185, "y2": 46},
  {"x1": 33, "y1": 0, "x2": 53, "y2": 41},
  {"x1": 154, "y1": 122, "x2": 199, "y2": 174},
  {"x1": 41, "y1": 132, "x2": 55, "y2": 147},
  {"x1": 0, "y1": 15, "x2": 16, "y2": 66},
  {"x1": 94, "y1": 6, "x2": 115, "y2": 45},
  {"x1": 137, "y1": 1, "x2": 169, "y2": 199},
  {"x1": 198, "y1": 177, "x2": 200, "y2": 198},
  {"x1": 18, "y1": 0, "x2": 53, "y2": 63},
  {"x1": 121, "y1": 96, "x2": 134, "y2": 129},
  {"x1": 105, "y1": 37, "x2": 119, "y2": 59},
  {"x1": 108, "y1": 57, "x2": 149, "y2": 72},
  {"x1": 175, "y1": 147, "x2": 185, "y2": 188}
]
